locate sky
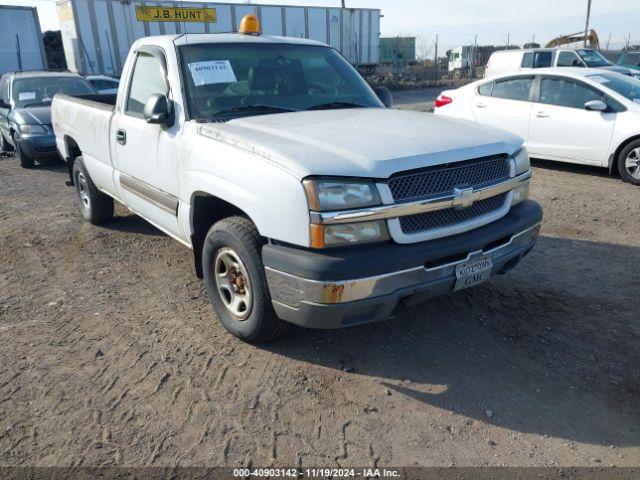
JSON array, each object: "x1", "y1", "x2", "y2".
[{"x1": 2, "y1": 0, "x2": 638, "y2": 54}]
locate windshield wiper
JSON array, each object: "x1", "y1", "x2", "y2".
[
  {"x1": 213, "y1": 104, "x2": 299, "y2": 117},
  {"x1": 21, "y1": 100, "x2": 52, "y2": 108},
  {"x1": 307, "y1": 101, "x2": 368, "y2": 111}
]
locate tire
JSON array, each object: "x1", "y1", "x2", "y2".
[
  {"x1": 72, "y1": 157, "x2": 114, "y2": 224},
  {"x1": 202, "y1": 216, "x2": 288, "y2": 343},
  {"x1": 13, "y1": 134, "x2": 34, "y2": 168},
  {"x1": 0, "y1": 133, "x2": 13, "y2": 153},
  {"x1": 618, "y1": 139, "x2": 640, "y2": 186}
]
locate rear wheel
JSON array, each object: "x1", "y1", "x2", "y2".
[
  {"x1": 202, "y1": 216, "x2": 288, "y2": 343},
  {"x1": 13, "y1": 134, "x2": 34, "y2": 168},
  {"x1": 617, "y1": 140, "x2": 640, "y2": 186},
  {"x1": 73, "y1": 157, "x2": 114, "y2": 224}
]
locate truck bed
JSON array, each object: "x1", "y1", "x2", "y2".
[{"x1": 52, "y1": 93, "x2": 115, "y2": 168}]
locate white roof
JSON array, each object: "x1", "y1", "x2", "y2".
[
  {"x1": 483, "y1": 67, "x2": 619, "y2": 82},
  {"x1": 169, "y1": 33, "x2": 327, "y2": 48}
]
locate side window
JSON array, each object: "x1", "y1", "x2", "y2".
[
  {"x1": 477, "y1": 82, "x2": 493, "y2": 96},
  {"x1": 491, "y1": 77, "x2": 533, "y2": 101},
  {"x1": 126, "y1": 53, "x2": 167, "y2": 115},
  {"x1": 557, "y1": 51, "x2": 582, "y2": 67},
  {"x1": 534, "y1": 52, "x2": 553, "y2": 68},
  {"x1": 522, "y1": 53, "x2": 533, "y2": 68},
  {"x1": 539, "y1": 77, "x2": 603, "y2": 109}
]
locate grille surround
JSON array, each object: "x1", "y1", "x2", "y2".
[{"x1": 387, "y1": 155, "x2": 513, "y2": 236}]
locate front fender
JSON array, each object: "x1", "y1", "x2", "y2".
[{"x1": 180, "y1": 135, "x2": 310, "y2": 247}]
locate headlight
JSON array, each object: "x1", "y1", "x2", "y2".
[
  {"x1": 20, "y1": 124, "x2": 48, "y2": 135},
  {"x1": 311, "y1": 221, "x2": 389, "y2": 248},
  {"x1": 513, "y1": 147, "x2": 530, "y2": 175},
  {"x1": 303, "y1": 178, "x2": 381, "y2": 211}
]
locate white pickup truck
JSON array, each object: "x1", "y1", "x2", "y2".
[{"x1": 52, "y1": 21, "x2": 542, "y2": 343}]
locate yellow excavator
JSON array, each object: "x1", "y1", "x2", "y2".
[{"x1": 545, "y1": 29, "x2": 600, "y2": 49}]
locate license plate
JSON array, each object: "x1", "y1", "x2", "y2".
[{"x1": 454, "y1": 256, "x2": 493, "y2": 291}]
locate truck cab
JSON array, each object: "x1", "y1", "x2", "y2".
[{"x1": 52, "y1": 17, "x2": 542, "y2": 343}]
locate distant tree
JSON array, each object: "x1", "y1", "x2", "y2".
[{"x1": 43, "y1": 31, "x2": 67, "y2": 71}]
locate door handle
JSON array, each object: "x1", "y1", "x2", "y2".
[
  {"x1": 475, "y1": 102, "x2": 487, "y2": 108},
  {"x1": 116, "y1": 129, "x2": 126, "y2": 145},
  {"x1": 535, "y1": 111, "x2": 549, "y2": 118}
]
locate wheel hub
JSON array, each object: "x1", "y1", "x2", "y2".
[{"x1": 214, "y1": 248, "x2": 252, "y2": 321}]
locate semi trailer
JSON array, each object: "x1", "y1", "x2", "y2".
[
  {"x1": 56, "y1": 0, "x2": 381, "y2": 77},
  {"x1": 0, "y1": 5, "x2": 48, "y2": 76}
]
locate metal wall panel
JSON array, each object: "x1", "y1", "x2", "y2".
[
  {"x1": 284, "y1": 7, "x2": 305, "y2": 38},
  {"x1": 307, "y1": 8, "x2": 326, "y2": 44},
  {"x1": 0, "y1": 6, "x2": 46, "y2": 75},
  {"x1": 260, "y1": 6, "x2": 283, "y2": 36}
]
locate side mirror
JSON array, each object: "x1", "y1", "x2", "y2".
[
  {"x1": 584, "y1": 100, "x2": 608, "y2": 112},
  {"x1": 0, "y1": 99, "x2": 10, "y2": 110},
  {"x1": 374, "y1": 86, "x2": 393, "y2": 108},
  {"x1": 143, "y1": 93, "x2": 173, "y2": 126}
]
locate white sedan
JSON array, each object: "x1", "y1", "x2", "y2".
[{"x1": 434, "y1": 68, "x2": 640, "y2": 185}]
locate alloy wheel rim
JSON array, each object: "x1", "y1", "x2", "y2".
[
  {"x1": 625, "y1": 147, "x2": 640, "y2": 179},
  {"x1": 214, "y1": 247, "x2": 252, "y2": 321},
  {"x1": 77, "y1": 172, "x2": 91, "y2": 210}
]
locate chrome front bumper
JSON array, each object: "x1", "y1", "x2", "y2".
[{"x1": 266, "y1": 222, "x2": 540, "y2": 309}]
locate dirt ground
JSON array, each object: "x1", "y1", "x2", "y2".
[{"x1": 1, "y1": 104, "x2": 639, "y2": 467}]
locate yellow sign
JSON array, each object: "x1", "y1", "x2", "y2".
[
  {"x1": 135, "y1": 6, "x2": 217, "y2": 23},
  {"x1": 57, "y1": 2, "x2": 74, "y2": 23}
]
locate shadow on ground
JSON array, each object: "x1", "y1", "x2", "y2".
[
  {"x1": 531, "y1": 158, "x2": 613, "y2": 179},
  {"x1": 266, "y1": 235, "x2": 640, "y2": 447}
]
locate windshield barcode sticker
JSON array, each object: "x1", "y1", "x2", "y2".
[{"x1": 188, "y1": 60, "x2": 237, "y2": 86}]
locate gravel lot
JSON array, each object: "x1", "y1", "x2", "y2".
[{"x1": 1, "y1": 99, "x2": 639, "y2": 467}]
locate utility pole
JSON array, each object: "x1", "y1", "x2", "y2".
[
  {"x1": 506, "y1": 33, "x2": 510, "y2": 48},
  {"x1": 341, "y1": 0, "x2": 345, "y2": 7},
  {"x1": 433, "y1": 33, "x2": 438, "y2": 81},
  {"x1": 584, "y1": 0, "x2": 592, "y2": 47},
  {"x1": 606, "y1": 33, "x2": 611, "y2": 50},
  {"x1": 15, "y1": 35, "x2": 22, "y2": 72}
]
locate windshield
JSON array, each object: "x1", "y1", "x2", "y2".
[
  {"x1": 588, "y1": 73, "x2": 640, "y2": 103},
  {"x1": 179, "y1": 43, "x2": 382, "y2": 119},
  {"x1": 12, "y1": 77, "x2": 96, "y2": 108},
  {"x1": 576, "y1": 49, "x2": 610, "y2": 67}
]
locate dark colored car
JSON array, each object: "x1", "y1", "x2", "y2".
[
  {"x1": 617, "y1": 51, "x2": 640, "y2": 73},
  {"x1": 0, "y1": 71, "x2": 96, "y2": 168}
]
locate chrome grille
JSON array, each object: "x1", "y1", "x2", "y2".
[
  {"x1": 388, "y1": 156, "x2": 511, "y2": 201},
  {"x1": 399, "y1": 193, "x2": 509, "y2": 234}
]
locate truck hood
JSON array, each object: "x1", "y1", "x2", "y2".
[
  {"x1": 199, "y1": 108, "x2": 523, "y2": 179},
  {"x1": 13, "y1": 106, "x2": 52, "y2": 126}
]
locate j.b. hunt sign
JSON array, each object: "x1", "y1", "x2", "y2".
[{"x1": 135, "y1": 6, "x2": 217, "y2": 23}]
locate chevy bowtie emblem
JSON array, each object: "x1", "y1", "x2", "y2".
[{"x1": 452, "y1": 187, "x2": 475, "y2": 210}]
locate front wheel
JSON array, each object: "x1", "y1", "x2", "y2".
[
  {"x1": 618, "y1": 140, "x2": 640, "y2": 186},
  {"x1": 0, "y1": 133, "x2": 13, "y2": 153},
  {"x1": 13, "y1": 134, "x2": 34, "y2": 168},
  {"x1": 202, "y1": 216, "x2": 288, "y2": 343},
  {"x1": 73, "y1": 157, "x2": 114, "y2": 224}
]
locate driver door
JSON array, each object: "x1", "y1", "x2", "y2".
[{"x1": 112, "y1": 48, "x2": 183, "y2": 239}]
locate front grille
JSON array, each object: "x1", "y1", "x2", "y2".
[
  {"x1": 399, "y1": 193, "x2": 509, "y2": 234},
  {"x1": 389, "y1": 156, "x2": 511, "y2": 201}
]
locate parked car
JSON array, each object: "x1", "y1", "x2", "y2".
[
  {"x1": 486, "y1": 48, "x2": 639, "y2": 79},
  {"x1": 86, "y1": 75, "x2": 120, "y2": 94},
  {"x1": 52, "y1": 18, "x2": 542, "y2": 343},
  {"x1": 434, "y1": 68, "x2": 640, "y2": 185},
  {"x1": 0, "y1": 71, "x2": 97, "y2": 167},
  {"x1": 617, "y1": 51, "x2": 640, "y2": 73}
]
